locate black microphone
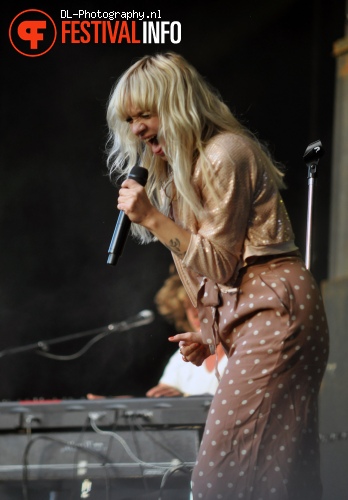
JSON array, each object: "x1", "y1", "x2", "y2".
[{"x1": 107, "y1": 166, "x2": 148, "y2": 266}]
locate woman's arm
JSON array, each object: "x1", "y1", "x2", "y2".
[
  {"x1": 117, "y1": 178, "x2": 191, "y2": 259},
  {"x1": 168, "y1": 331, "x2": 211, "y2": 366},
  {"x1": 118, "y1": 135, "x2": 257, "y2": 284}
]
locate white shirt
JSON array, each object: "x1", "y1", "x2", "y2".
[{"x1": 160, "y1": 349, "x2": 228, "y2": 396}]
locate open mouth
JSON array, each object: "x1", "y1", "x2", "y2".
[
  {"x1": 144, "y1": 135, "x2": 165, "y2": 158},
  {"x1": 145, "y1": 135, "x2": 158, "y2": 145}
]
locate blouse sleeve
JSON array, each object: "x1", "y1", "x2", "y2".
[{"x1": 181, "y1": 134, "x2": 257, "y2": 284}]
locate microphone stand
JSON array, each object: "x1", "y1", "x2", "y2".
[
  {"x1": 303, "y1": 140, "x2": 325, "y2": 270},
  {"x1": 0, "y1": 310, "x2": 154, "y2": 360}
]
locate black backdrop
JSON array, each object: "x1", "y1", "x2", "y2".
[{"x1": 0, "y1": 0, "x2": 345, "y2": 401}]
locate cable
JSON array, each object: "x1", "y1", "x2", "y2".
[
  {"x1": 89, "y1": 414, "x2": 193, "y2": 473},
  {"x1": 35, "y1": 330, "x2": 112, "y2": 361},
  {"x1": 134, "y1": 420, "x2": 192, "y2": 472},
  {"x1": 21, "y1": 434, "x2": 112, "y2": 500}
]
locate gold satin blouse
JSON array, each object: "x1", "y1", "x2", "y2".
[{"x1": 171, "y1": 132, "x2": 298, "y2": 306}]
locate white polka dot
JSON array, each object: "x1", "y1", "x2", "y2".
[{"x1": 203, "y1": 318, "x2": 208, "y2": 324}]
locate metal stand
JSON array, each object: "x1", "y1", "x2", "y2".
[
  {"x1": 0, "y1": 310, "x2": 154, "y2": 360},
  {"x1": 303, "y1": 140, "x2": 325, "y2": 270}
]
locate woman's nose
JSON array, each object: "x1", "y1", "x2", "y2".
[{"x1": 130, "y1": 120, "x2": 145, "y2": 136}]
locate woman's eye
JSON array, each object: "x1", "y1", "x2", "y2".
[{"x1": 125, "y1": 113, "x2": 151, "y2": 124}]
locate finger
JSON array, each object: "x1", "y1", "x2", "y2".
[
  {"x1": 168, "y1": 333, "x2": 194, "y2": 343},
  {"x1": 122, "y1": 179, "x2": 143, "y2": 189},
  {"x1": 180, "y1": 343, "x2": 199, "y2": 357}
]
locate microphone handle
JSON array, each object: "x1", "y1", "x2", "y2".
[
  {"x1": 107, "y1": 212, "x2": 131, "y2": 265},
  {"x1": 107, "y1": 165, "x2": 148, "y2": 266}
]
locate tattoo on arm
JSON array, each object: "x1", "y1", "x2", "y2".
[{"x1": 166, "y1": 237, "x2": 186, "y2": 258}]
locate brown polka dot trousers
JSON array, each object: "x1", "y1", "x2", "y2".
[{"x1": 192, "y1": 255, "x2": 329, "y2": 500}]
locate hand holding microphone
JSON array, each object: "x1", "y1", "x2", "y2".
[{"x1": 107, "y1": 166, "x2": 148, "y2": 266}]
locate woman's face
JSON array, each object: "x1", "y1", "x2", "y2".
[
  {"x1": 126, "y1": 107, "x2": 166, "y2": 160},
  {"x1": 184, "y1": 300, "x2": 200, "y2": 332}
]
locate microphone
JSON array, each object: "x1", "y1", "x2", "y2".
[
  {"x1": 107, "y1": 309, "x2": 155, "y2": 332},
  {"x1": 303, "y1": 139, "x2": 324, "y2": 167},
  {"x1": 107, "y1": 165, "x2": 148, "y2": 266}
]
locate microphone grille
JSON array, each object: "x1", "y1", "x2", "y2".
[{"x1": 139, "y1": 309, "x2": 155, "y2": 320}]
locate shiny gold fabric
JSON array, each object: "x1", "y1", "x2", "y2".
[{"x1": 171, "y1": 133, "x2": 298, "y2": 306}]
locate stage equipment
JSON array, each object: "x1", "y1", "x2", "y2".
[
  {"x1": 303, "y1": 139, "x2": 325, "y2": 269},
  {"x1": 0, "y1": 396, "x2": 211, "y2": 499},
  {"x1": 0, "y1": 310, "x2": 154, "y2": 361}
]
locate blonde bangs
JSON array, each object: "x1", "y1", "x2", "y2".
[{"x1": 112, "y1": 66, "x2": 159, "y2": 123}]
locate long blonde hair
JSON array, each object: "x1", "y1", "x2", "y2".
[{"x1": 106, "y1": 52, "x2": 285, "y2": 243}]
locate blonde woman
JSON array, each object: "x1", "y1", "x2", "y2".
[{"x1": 106, "y1": 52, "x2": 329, "y2": 500}]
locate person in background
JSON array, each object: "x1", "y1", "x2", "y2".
[
  {"x1": 87, "y1": 266, "x2": 226, "y2": 400},
  {"x1": 146, "y1": 266, "x2": 227, "y2": 398}
]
